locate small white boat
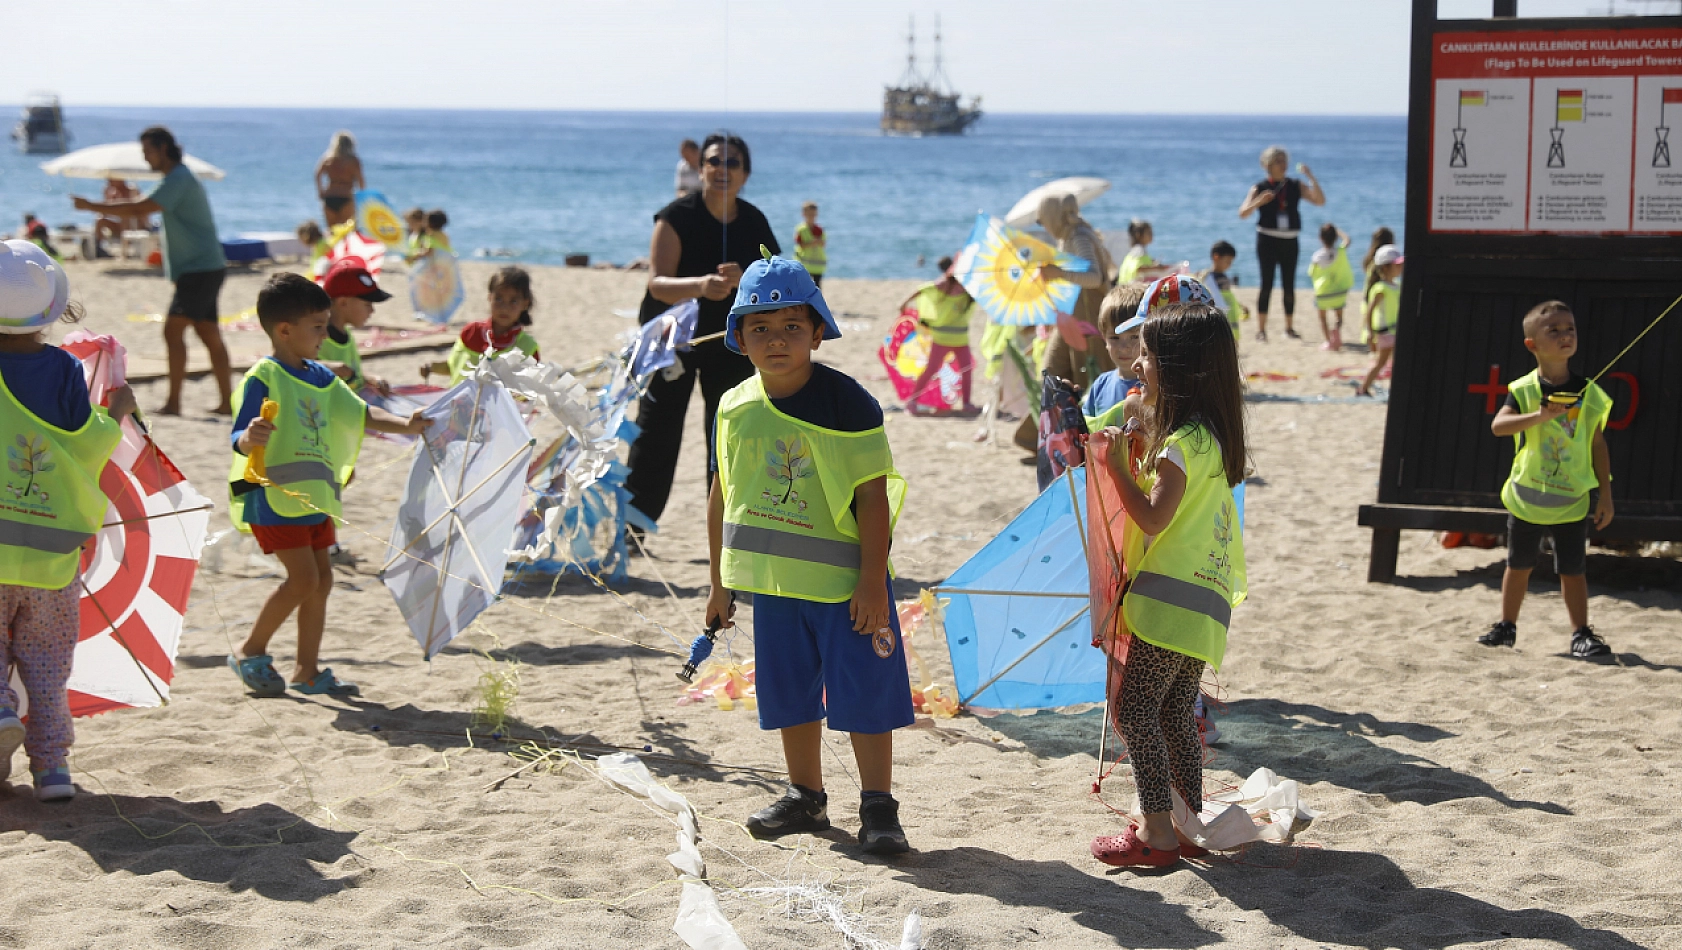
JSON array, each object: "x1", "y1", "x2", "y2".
[{"x1": 12, "y1": 94, "x2": 69, "y2": 154}]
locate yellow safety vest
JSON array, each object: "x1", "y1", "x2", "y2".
[
  {"x1": 317, "y1": 324, "x2": 364, "y2": 391},
  {"x1": 716, "y1": 375, "x2": 906, "y2": 603},
  {"x1": 446, "y1": 331, "x2": 540, "y2": 385},
  {"x1": 794, "y1": 223, "x2": 827, "y2": 275},
  {"x1": 913, "y1": 284, "x2": 975, "y2": 348},
  {"x1": 1121, "y1": 423, "x2": 1246, "y2": 670},
  {"x1": 1365, "y1": 279, "x2": 1399, "y2": 336},
  {"x1": 1500, "y1": 371, "x2": 1611, "y2": 525},
  {"x1": 1309, "y1": 246, "x2": 1354, "y2": 309},
  {"x1": 226, "y1": 359, "x2": 367, "y2": 531},
  {"x1": 0, "y1": 374, "x2": 121, "y2": 589},
  {"x1": 1116, "y1": 247, "x2": 1155, "y2": 284}
]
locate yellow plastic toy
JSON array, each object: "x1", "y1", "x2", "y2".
[{"x1": 242, "y1": 399, "x2": 279, "y2": 483}]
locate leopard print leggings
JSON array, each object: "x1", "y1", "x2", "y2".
[{"x1": 1111, "y1": 637, "x2": 1205, "y2": 815}]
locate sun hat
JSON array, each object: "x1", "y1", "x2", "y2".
[
  {"x1": 725, "y1": 252, "x2": 839, "y2": 354},
  {"x1": 322, "y1": 256, "x2": 393, "y2": 302},
  {"x1": 0, "y1": 239, "x2": 70, "y2": 334},
  {"x1": 1114, "y1": 274, "x2": 1220, "y2": 336},
  {"x1": 1374, "y1": 245, "x2": 1404, "y2": 266}
]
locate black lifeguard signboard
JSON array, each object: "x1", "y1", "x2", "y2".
[{"x1": 1359, "y1": 2, "x2": 1682, "y2": 582}]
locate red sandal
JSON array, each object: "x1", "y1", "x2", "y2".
[{"x1": 1090, "y1": 827, "x2": 1181, "y2": 868}]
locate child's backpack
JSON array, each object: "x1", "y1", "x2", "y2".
[{"x1": 1036, "y1": 372, "x2": 1089, "y2": 491}]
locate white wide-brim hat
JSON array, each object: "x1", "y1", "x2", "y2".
[{"x1": 0, "y1": 239, "x2": 70, "y2": 333}]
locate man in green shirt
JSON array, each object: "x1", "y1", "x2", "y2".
[{"x1": 74, "y1": 126, "x2": 232, "y2": 415}]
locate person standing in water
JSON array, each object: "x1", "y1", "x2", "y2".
[
  {"x1": 314, "y1": 131, "x2": 365, "y2": 229},
  {"x1": 1238, "y1": 146, "x2": 1325, "y2": 342}
]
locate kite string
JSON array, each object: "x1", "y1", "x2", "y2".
[{"x1": 1587, "y1": 289, "x2": 1682, "y2": 385}]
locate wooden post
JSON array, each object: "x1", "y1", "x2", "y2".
[{"x1": 1368, "y1": 529, "x2": 1401, "y2": 584}]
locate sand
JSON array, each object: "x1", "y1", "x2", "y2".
[{"x1": 1, "y1": 257, "x2": 1677, "y2": 950}]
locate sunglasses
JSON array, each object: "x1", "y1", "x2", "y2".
[{"x1": 704, "y1": 156, "x2": 744, "y2": 170}]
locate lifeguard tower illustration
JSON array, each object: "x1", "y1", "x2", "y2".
[
  {"x1": 1655, "y1": 88, "x2": 1681, "y2": 168},
  {"x1": 1547, "y1": 89, "x2": 1584, "y2": 168},
  {"x1": 1449, "y1": 89, "x2": 1485, "y2": 167}
]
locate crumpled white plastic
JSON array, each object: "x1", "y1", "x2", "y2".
[
  {"x1": 1171, "y1": 767, "x2": 1320, "y2": 852},
  {"x1": 596, "y1": 753, "x2": 747, "y2": 950},
  {"x1": 472, "y1": 349, "x2": 622, "y2": 512}
]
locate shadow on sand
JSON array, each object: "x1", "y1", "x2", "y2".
[{"x1": 0, "y1": 789, "x2": 356, "y2": 902}]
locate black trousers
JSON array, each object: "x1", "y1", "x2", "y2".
[
  {"x1": 624, "y1": 339, "x2": 755, "y2": 523},
  {"x1": 1255, "y1": 232, "x2": 1299, "y2": 317}
]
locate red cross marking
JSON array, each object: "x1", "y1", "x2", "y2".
[{"x1": 1468, "y1": 364, "x2": 1508, "y2": 415}]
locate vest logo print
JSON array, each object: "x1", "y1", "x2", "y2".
[
  {"x1": 6, "y1": 433, "x2": 56, "y2": 507},
  {"x1": 296, "y1": 397, "x2": 328, "y2": 449},
  {"x1": 1197, "y1": 496, "x2": 1237, "y2": 595},
  {"x1": 761, "y1": 436, "x2": 813, "y2": 513},
  {"x1": 1541, "y1": 430, "x2": 1571, "y2": 485}
]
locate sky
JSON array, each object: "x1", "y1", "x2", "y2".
[{"x1": 3, "y1": 1, "x2": 1667, "y2": 116}]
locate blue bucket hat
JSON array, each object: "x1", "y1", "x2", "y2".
[{"x1": 725, "y1": 253, "x2": 839, "y2": 354}]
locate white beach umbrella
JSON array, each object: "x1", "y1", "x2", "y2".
[
  {"x1": 1004, "y1": 176, "x2": 1110, "y2": 229},
  {"x1": 39, "y1": 142, "x2": 227, "y2": 182}
]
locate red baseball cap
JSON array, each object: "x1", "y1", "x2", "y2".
[{"x1": 322, "y1": 257, "x2": 392, "y2": 302}]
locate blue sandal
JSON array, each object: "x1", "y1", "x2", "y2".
[
  {"x1": 290, "y1": 668, "x2": 360, "y2": 696},
  {"x1": 227, "y1": 654, "x2": 286, "y2": 697}
]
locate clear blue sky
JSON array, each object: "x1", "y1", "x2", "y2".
[{"x1": 3, "y1": 1, "x2": 1658, "y2": 115}]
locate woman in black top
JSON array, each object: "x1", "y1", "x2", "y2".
[
  {"x1": 1238, "y1": 146, "x2": 1325, "y2": 342},
  {"x1": 625, "y1": 133, "x2": 780, "y2": 525}
]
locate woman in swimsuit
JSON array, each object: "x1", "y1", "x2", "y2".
[{"x1": 314, "y1": 131, "x2": 365, "y2": 228}]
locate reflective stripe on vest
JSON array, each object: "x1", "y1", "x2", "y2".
[
  {"x1": 716, "y1": 375, "x2": 904, "y2": 603},
  {"x1": 914, "y1": 284, "x2": 973, "y2": 348},
  {"x1": 722, "y1": 521, "x2": 860, "y2": 570},
  {"x1": 1499, "y1": 372, "x2": 1611, "y2": 525},
  {"x1": 1129, "y1": 571, "x2": 1234, "y2": 629},
  {"x1": 0, "y1": 372, "x2": 121, "y2": 589},
  {"x1": 265, "y1": 460, "x2": 344, "y2": 501}
]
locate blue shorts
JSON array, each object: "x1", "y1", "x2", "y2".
[{"x1": 751, "y1": 584, "x2": 915, "y2": 735}]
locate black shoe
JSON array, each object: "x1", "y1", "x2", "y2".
[
  {"x1": 1478, "y1": 621, "x2": 1517, "y2": 647},
  {"x1": 745, "y1": 786, "x2": 830, "y2": 840},
  {"x1": 857, "y1": 796, "x2": 910, "y2": 855},
  {"x1": 1570, "y1": 627, "x2": 1611, "y2": 658}
]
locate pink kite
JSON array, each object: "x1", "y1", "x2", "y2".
[{"x1": 877, "y1": 311, "x2": 961, "y2": 413}]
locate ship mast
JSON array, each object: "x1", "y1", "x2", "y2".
[
  {"x1": 929, "y1": 15, "x2": 950, "y2": 94},
  {"x1": 897, "y1": 15, "x2": 923, "y2": 88}
]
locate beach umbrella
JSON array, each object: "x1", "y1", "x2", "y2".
[
  {"x1": 46, "y1": 334, "x2": 208, "y2": 717},
  {"x1": 953, "y1": 213, "x2": 1089, "y2": 326},
  {"x1": 39, "y1": 142, "x2": 226, "y2": 182},
  {"x1": 382, "y1": 377, "x2": 536, "y2": 659},
  {"x1": 1004, "y1": 177, "x2": 1111, "y2": 229}
]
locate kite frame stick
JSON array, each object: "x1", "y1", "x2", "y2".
[
  {"x1": 420, "y1": 381, "x2": 487, "y2": 651},
  {"x1": 78, "y1": 577, "x2": 170, "y2": 708},
  {"x1": 960, "y1": 605, "x2": 1090, "y2": 705},
  {"x1": 1066, "y1": 467, "x2": 1090, "y2": 565},
  {"x1": 378, "y1": 433, "x2": 537, "y2": 572},
  {"x1": 99, "y1": 504, "x2": 214, "y2": 529},
  {"x1": 928, "y1": 588, "x2": 1085, "y2": 599}
]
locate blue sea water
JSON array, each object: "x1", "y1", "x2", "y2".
[{"x1": 3, "y1": 106, "x2": 1404, "y2": 286}]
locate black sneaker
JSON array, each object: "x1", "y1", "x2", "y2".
[
  {"x1": 745, "y1": 786, "x2": 830, "y2": 840},
  {"x1": 857, "y1": 796, "x2": 910, "y2": 855},
  {"x1": 1570, "y1": 627, "x2": 1611, "y2": 658},
  {"x1": 1478, "y1": 621, "x2": 1517, "y2": 647}
]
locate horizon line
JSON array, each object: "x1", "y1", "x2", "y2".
[{"x1": 11, "y1": 102, "x2": 1410, "y2": 120}]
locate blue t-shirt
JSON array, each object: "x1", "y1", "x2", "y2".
[
  {"x1": 1082, "y1": 369, "x2": 1139, "y2": 418},
  {"x1": 0, "y1": 345, "x2": 92, "y2": 431},
  {"x1": 146, "y1": 163, "x2": 226, "y2": 281},
  {"x1": 230, "y1": 358, "x2": 339, "y2": 526},
  {"x1": 710, "y1": 363, "x2": 883, "y2": 474}
]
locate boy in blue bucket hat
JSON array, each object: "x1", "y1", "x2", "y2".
[{"x1": 706, "y1": 251, "x2": 915, "y2": 855}]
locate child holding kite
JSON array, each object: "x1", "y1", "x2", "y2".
[
  {"x1": 0, "y1": 240, "x2": 139, "y2": 801},
  {"x1": 1090, "y1": 293, "x2": 1247, "y2": 868},
  {"x1": 1477, "y1": 300, "x2": 1613, "y2": 658},
  {"x1": 227, "y1": 273, "x2": 428, "y2": 697},
  {"x1": 705, "y1": 253, "x2": 915, "y2": 855},
  {"x1": 423, "y1": 267, "x2": 541, "y2": 384}
]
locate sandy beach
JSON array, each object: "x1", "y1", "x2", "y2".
[{"x1": 1, "y1": 256, "x2": 1677, "y2": 950}]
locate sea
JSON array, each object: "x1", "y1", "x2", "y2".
[{"x1": 3, "y1": 106, "x2": 1405, "y2": 285}]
